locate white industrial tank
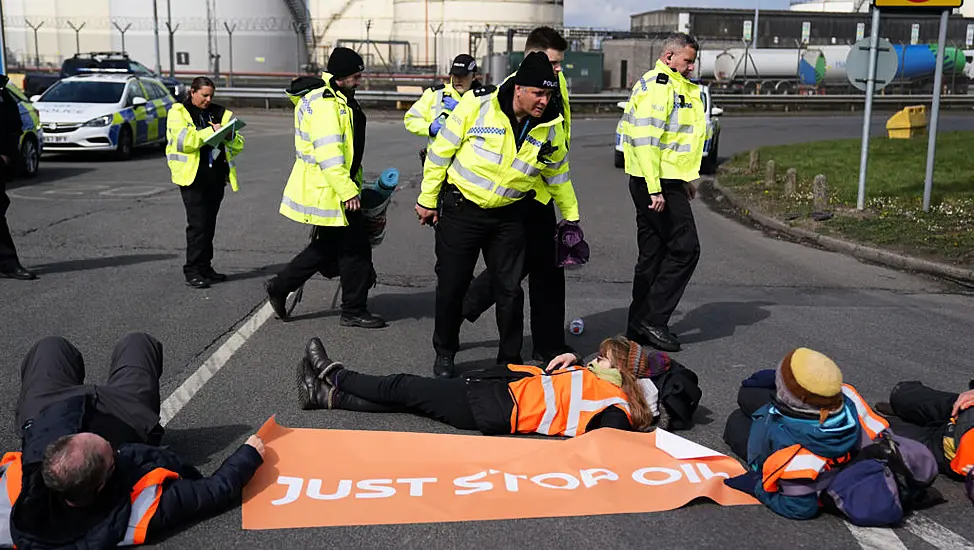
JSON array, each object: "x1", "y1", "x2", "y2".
[
  {"x1": 309, "y1": 0, "x2": 398, "y2": 69},
  {"x1": 392, "y1": 0, "x2": 562, "y2": 73},
  {"x1": 789, "y1": 0, "x2": 868, "y2": 12}
]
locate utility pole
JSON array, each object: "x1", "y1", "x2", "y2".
[
  {"x1": 67, "y1": 21, "x2": 85, "y2": 55},
  {"x1": 753, "y1": 0, "x2": 760, "y2": 48},
  {"x1": 152, "y1": 0, "x2": 162, "y2": 74},
  {"x1": 922, "y1": 8, "x2": 950, "y2": 212},
  {"x1": 205, "y1": 0, "x2": 219, "y2": 77},
  {"x1": 167, "y1": 0, "x2": 175, "y2": 77}
]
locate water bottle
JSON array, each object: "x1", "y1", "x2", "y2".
[
  {"x1": 569, "y1": 318, "x2": 584, "y2": 336},
  {"x1": 361, "y1": 168, "x2": 399, "y2": 209}
]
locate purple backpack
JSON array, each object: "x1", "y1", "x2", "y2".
[{"x1": 827, "y1": 431, "x2": 938, "y2": 526}]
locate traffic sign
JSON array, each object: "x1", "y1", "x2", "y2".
[
  {"x1": 967, "y1": 23, "x2": 973, "y2": 46},
  {"x1": 801, "y1": 21, "x2": 811, "y2": 44},
  {"x1": 743, "y1": 21, "x2": 752, "y2": 42},
  {"x1": 846, "y1": 37, "x2": 900, "y2": 92},
  {"x1": 856, "y1": 22, "x2": 866, "y2": 40},
  {"x1": 873, "y1": 0, "x2": 962, "y2": 7},
  {"x1": 911, "y1": 23, "x2": 921, "y2": 44}
]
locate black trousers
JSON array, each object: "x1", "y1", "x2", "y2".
[
  {"x1": 433, "y1": 187, "x2": 526, "y2": 363},
  {"x1": 889, "y1": 381, "x2": 955, "y2": 475},
  {"x1": 338, "y1": 370, "x2": 478, "y2": 430},
  {"x1": 723, "y1": 386, "x2": 775, "y2": 461},
  {"x1": 180, "y1": 174, "x2": 226, "y2": 279},
  {"x1": 628, "y1": 176, "x2": 701, "y2": 330},
  {"x1": 16, "y1": 333, "x2": 163, "y2": 443},
  {"x1": 273, "y1": 210, "x2": 373, "y2": 314},
  {"x1": 462, "y1": 199, "x2": 567, "y2": 357},
  {"x1": 0, "y1": 169, "x2": 22, "y2": 270}
]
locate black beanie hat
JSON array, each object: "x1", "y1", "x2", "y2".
[
  {"x1": 514, "y1": 51, "x2": 558, "y2": 90},
  {"x1": 328, "y1": 47, "x2": 365, "y2": 79}
]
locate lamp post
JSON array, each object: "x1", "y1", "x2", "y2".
[
  {"x1": 167, "y1": 0, "x2": 175, "y2": 77},
  {"x1": 153, "y1": 0, "x2": 162, "y2": 74}
]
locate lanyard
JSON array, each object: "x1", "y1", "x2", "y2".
[{"x1": 518, "y1": 119, "x2": 533, "y2": 147}]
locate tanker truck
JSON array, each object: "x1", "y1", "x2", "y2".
[{"x1": 700, "y1": 45, "x2": 968, "y2": 94}]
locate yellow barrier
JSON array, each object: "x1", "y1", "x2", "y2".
[{"x1": 886, "y1": 105, "x2": 927, "y2": 139}]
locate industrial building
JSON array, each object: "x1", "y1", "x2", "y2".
[{"x1": 1, "y1": 0, "x2": 563, "y2": 78}]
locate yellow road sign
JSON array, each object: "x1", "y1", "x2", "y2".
[{"x1": 873, "y1": 0, "x2": 963, "y2": 7}]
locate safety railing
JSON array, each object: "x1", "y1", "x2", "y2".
[{"x1": 216, "y1": 87, "x2": 974, "y2": 107}]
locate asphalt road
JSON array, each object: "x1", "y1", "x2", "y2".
[{"x1": 2, "y1": 111, "x2": 974, "y2": 548}]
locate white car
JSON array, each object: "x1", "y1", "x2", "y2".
[
  {"x1": 614, "y1": 84, "x2": 723, "y2": 175},
  {"x1": 31, "y1": 73, "x2": 176, "y2": 159}
]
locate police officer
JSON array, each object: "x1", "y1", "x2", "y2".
[
  {"x1": 404, "y1": 53, "x2": 481, "y2": 166},
  {"x1": 166, "y1": 77, "x2": 245, "y2": 289},
  {"x1": 265, "y1": 47, "x2": 387, "y2": 329},
  {"x1": 0, "y1": 75, "x2": 36, "y2": 280},
  {"x1": 415, "y1": 51, "x2": 579, "y2": 377},
  {"x1": 620, "y1": 33, "x2": 705, "y2": 352},
  {"x1": 461, "y1": 26, "x2": 573, "y2": 365}
]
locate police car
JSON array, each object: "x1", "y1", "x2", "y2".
[
  {"x1": 614, "y1": 84, "x2": 723, "y2": 175},
  {"x1": 5, "y1": 81, "x2": 43, "y2": 178},
  {"x1": 31, "y1": 72, "x2": 175, "y2": 159}
]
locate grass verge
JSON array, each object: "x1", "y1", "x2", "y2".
[{"x1": 716, "y1": 130, "x2": 974, "y2": 266}]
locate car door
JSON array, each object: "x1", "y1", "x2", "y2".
[
  {"x1": 130, "y1": 80, "x2": 153, "y2": 145},
  {"x1": 149, "y1": 81, "x2": 173, "y2": 143}
]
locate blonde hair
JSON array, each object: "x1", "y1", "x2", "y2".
[{"x1": 598, "y1": 336, "x2": 654, "y2": 431}]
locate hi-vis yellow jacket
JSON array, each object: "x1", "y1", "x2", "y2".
[
  {"x1": 166, "y1": 103, "x2": 244, "y2": 191},
  {"x1": 404, "y1": 82, "x2": 463, "y2": 146},
  {"x1": 280, "y1": 73, "x2": 361, "y2": 227},
  {"x1": 418, "y1": 86, "x2": 579, "y2": 221},
  {"x1": 620, "y1": 59, "x2": 706, "y2": 194}
]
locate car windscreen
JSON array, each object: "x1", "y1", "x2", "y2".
[{"x1": 39, "y1": 81, "x2": 126, "y2": 104}]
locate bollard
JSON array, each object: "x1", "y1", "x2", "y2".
[
  {"x1": 784, "y1": 168, "x2": 797, "y2": 198},
  {"x1": 749, "y1": 149, "x2": 760, "y2": 173},
  {"x1": 813, "y1": 174, "x2": 829, "y2": 211},
  {"x1": 765, "y1": 160, "x2": 777, "y2": 188}
]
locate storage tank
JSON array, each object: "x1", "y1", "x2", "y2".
[
  {"x1": 392, "y1": 0, "x2": 562, "y2": 74},
  {"x1": 820, "y1": 44, "x2": 967, "y2": 83},
  {"x1": 714, "y1": 48, "x2": 826, "y2": 85},
  {"x1": 308, "y1": 0, "x2": 398, "y2": 68}
]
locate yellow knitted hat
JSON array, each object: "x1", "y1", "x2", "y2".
[{"x1": 777, "y1": 348, "x2": 844, "y2": 421}]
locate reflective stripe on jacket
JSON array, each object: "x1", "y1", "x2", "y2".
[
  {"x1": 506, "y1": 365, "x2": 630, "y2": 437},
  {"x1": 165, "y1": 103, "x2": 244, "y2": 192},
  {"x1": 0, "y1": 453, "x2": 22, "y2": 547},
  {"x1": 404, "y1": 83, "x2": 462, "y2": 147},
  {"x1": 418, "y1": 85, "x2": 580, "y2": 221},
  {"x1": 761, "y1": 384, "x2": 888, "y2": 494},
  {"x1": 280, "y1": 72, "x2": 360, "y2": 227},
  {"x1": 0, "y1": 452, "x2": 180, "y2": 548},
  {"x1": 620, "y1": 59, "x2": 706, "y2": 194}
]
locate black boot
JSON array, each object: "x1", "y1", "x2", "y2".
[
  {"x1": 305, "y1": 337, "x2": 345, "y2": 385},
  {"x1": 635, "y1": 322, "x2": 682, "y2": 352},
  {"x1": 265, "y1": 279, "x2": 289, "y2": 320},
  {"x1": 433, "y1": 354, "x2": 455, "y2": 378},
  {"x1": 296, "y1": 358, "x2": 329, "y2": 410}
]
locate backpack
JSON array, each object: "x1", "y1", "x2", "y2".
[{"x1": 826, "y1": 430, "x2": 938, "y2": 526}]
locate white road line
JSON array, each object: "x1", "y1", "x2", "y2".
[
  {"x1": 159, "y1": 302, "x2": 274, "y2": 427},
  {"x1": 903, "y1": 515, "x2": 974, "y2": 550},
  {"x1": 845, "y1": 524, "x2": 908, "y2": 550}
]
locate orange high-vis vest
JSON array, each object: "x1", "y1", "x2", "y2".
[
  {"x1": 0, "y1": 452, "x2": 179, "y2": 547},
  {"x1": 506, "y1": 365, "x2": 631, "y2": 437},
  {"x1": 950, "y1": 425, "x2": 974, "y2": 476},
  {"x1": 761, "y1": 383, "x2": 886, "y2": 494}
]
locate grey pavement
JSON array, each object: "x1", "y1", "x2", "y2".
[{"x1": 2, "y1": 111, "x2": 973, "y2": 548}]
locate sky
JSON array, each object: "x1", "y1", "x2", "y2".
[{"x1": 565, "y1": 0, "x2": 793, "y2": 30}]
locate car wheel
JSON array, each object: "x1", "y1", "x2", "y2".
[
  {"x1": 20, "y1": 136, "x2": 40, "y2": 178},
  {"x1": 115, "y1": 125, "x2": 134, "y2": 160},
  {"x1": 614, "y1": 150, "x2": 625, "y2": 169}
]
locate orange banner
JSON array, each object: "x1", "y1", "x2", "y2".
[{"x1": 243, "y1": 417, "x2": 758, "y2": 530}]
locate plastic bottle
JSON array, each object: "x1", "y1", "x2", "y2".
[{"x1": 569, "y1": 318, "x2": 584, "y2": 335}]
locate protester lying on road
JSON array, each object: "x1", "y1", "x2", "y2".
[
  {"x1": 0, "y1": 333, "x2": 265, "y2": 548},
  {"x1": 721, "y1": 348, "x2": 938, "y2": 524},
  {"x1": 876, "y1": 381, "x2": 974, "y2": 487},
  {"x1": 296, "y1": 335, "x2": 704, "y2": 436}
]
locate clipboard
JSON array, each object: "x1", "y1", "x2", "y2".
[{"x1": 203, "y1": 117, "x2": 246, "y2": 146}]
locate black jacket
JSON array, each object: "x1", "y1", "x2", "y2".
[
  {"x1": 9, "y1": 394, "x2": 263, "y2": 548},
  {"x1": 0, "y1": 75, "x2": 23, "y2": 177}
]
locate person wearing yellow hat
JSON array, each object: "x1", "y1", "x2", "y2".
[{"x1": 721, "y1": 348, "x2": 894, "y2": 520}]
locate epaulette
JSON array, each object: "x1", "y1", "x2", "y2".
[
  {"x1": 473, "y1": 85, "x2": 496, "y2": 97},
  {"x1": 432, "y1": 83, "x2": 446, "y2": 91},
  {"x1": 655, "y1": 73, "x2": 669, "y2": 85}
]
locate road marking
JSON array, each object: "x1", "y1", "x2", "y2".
[
  {"x1": 845, "y1": 524, "x2": 908, "y2": 550},
  {"x1": 903, "y1": 515, "x2": 974, "y2": 550},
  {"x1": 159, "y1": 302, "x2": 274, "y2": 427}
]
